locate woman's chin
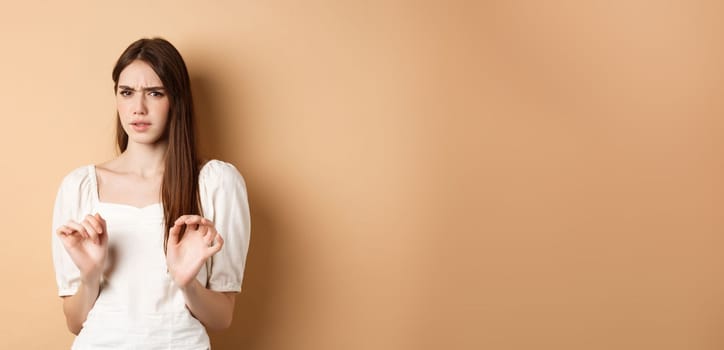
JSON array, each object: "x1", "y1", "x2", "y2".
[{"x1": 127, "y1": 135, "x2": 167, "y2": 147}]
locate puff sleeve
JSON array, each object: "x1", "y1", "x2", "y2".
[
  {"x1": 51, "y1": 166, "x2": 96, "y2": 296},
  {"x1": 199, "y1": 160, "x2": 251, "y2": 292}
]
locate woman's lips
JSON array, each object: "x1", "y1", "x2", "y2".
[{"x1": 131, "y1": 121, "x2": 151, "y2": 132}]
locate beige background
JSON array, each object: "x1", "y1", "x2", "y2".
[{"x1": 0, "y1": 1, "x2": 722, "y2": 349}]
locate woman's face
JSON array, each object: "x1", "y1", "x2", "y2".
[{"x1": 116, "y1": 60, "x2": 170, "y2": 146}]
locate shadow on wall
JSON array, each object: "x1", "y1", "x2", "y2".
[{"x1": 192, "y1": 72, "x2": 279, "y2": 349}]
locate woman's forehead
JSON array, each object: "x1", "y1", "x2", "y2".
[{"x1": 118, "y1": 60, "x2": 163, "y2": 87}]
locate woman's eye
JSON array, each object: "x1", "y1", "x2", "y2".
[{"x1": 149, "y1": 91, "x2": 165, "y2": 97}]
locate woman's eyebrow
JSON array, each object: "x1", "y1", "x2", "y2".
[{"x1": 118, "y1": 85, "x2": 166, "y2": 91}]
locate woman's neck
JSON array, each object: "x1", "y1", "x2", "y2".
[{"x1": 116, "y1": 141, "x2": 167, "y2": 178}]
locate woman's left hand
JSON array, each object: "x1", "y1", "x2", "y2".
[{"x1": 166, "y1": 215, "x2": 224, "y2": 289}]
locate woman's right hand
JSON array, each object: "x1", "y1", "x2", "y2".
[{"x1": 56, "y1": 213, "x2": 108, "y2": 284}]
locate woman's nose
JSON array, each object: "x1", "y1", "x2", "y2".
[{"x1": 132, "y1": 95, "x2": 147, "y2": 115}]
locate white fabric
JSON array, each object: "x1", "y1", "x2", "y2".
[{"x1": 51, "y1": 160, "x2": 251, "y2": 350}]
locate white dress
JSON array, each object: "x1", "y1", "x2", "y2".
[{"x1": 51, "y1": 160, "x2": 251, "y2": 350}]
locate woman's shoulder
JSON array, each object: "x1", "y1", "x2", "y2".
[
  {"x1": 199, "y1": 159, "x2": 246, "y2": 188},
  {"x1": 58, "y1": 164, "x2": 94, "y2": 188},
  {"x1": 200, "y1": 159, "x2": 240, "y2": 175},
  {"x1": 55, "y1": 164, "x2": 97, "y2": 203}
]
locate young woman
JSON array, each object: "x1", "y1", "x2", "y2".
[{"x1": 51, "y1": 38, "x2": 251, "y2": 349}]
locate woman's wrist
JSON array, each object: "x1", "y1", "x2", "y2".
[
  {"x1": 78, "y1": 277, "x2": 102, "y2": 302},
  {"x1": 80, "y1": 273, "x2": 102, "y2": 289},
  {"x1": 178, "y1": 277, "x2": 202, "y2": 294}
]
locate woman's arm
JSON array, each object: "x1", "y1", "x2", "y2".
[
  {"x1": 166, "y1": 215, "x2": 238, "y2": 331},
  {"x1": 56, "y1": 214, "x2": 108, "y2": 334},
  {"x1": 180, "y1": 281, "x2": 236, "y2": 331},
  {"x1": 61, "y1": 278, "x2": 101, "y2": 335}
]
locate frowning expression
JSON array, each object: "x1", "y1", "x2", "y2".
[{"x1": 116, "y1": 60, "x2": 170, "y2": 146}]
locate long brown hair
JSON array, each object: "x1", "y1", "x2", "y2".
[{"x1": 111, "y1": 38, "x2": 201, "y2": 252}]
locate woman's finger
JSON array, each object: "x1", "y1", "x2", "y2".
[
  {"x1": 95, "y1": 213, "x2": 107, "y2": 231},
  {"x1": 66, "y1": 221, "x2": 89, "y2": 240},
  {"x1": 56, "y1": 225, "x2": 75, "y2": 236},
  {"x1": 57, "y1": 226, "x2": 82, "y2": 247},
  {"x1": 182, "y1": 215, "x2": 206, "y2": 226},
  {"x1": 84, "y1": 215, "x2": 103, "y2": 244},
  {"x1": 209, "y1": 233, "x2": 224, "y2": 253},
  {"x1": 174, "y1": 215, "x2": 194, "y2": 226},
  {"x1": 203, "y1": 229, "x2": 216, "y2": 246},
  {"x1": 168, "y1": 222, "x2": 183, "y2": 245},
  {"x1": 80, "y1": 220, "x2": 99, "y2": 244},
  {"x1": 202, "y1": 225, "x2": 216, "y2": 239},
  {"x1": 197, "y1": 217, "x2": 213, "y2": 227},
  {"x1": 85, "y1": 214, "x2": 103, "y2": 235}
]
